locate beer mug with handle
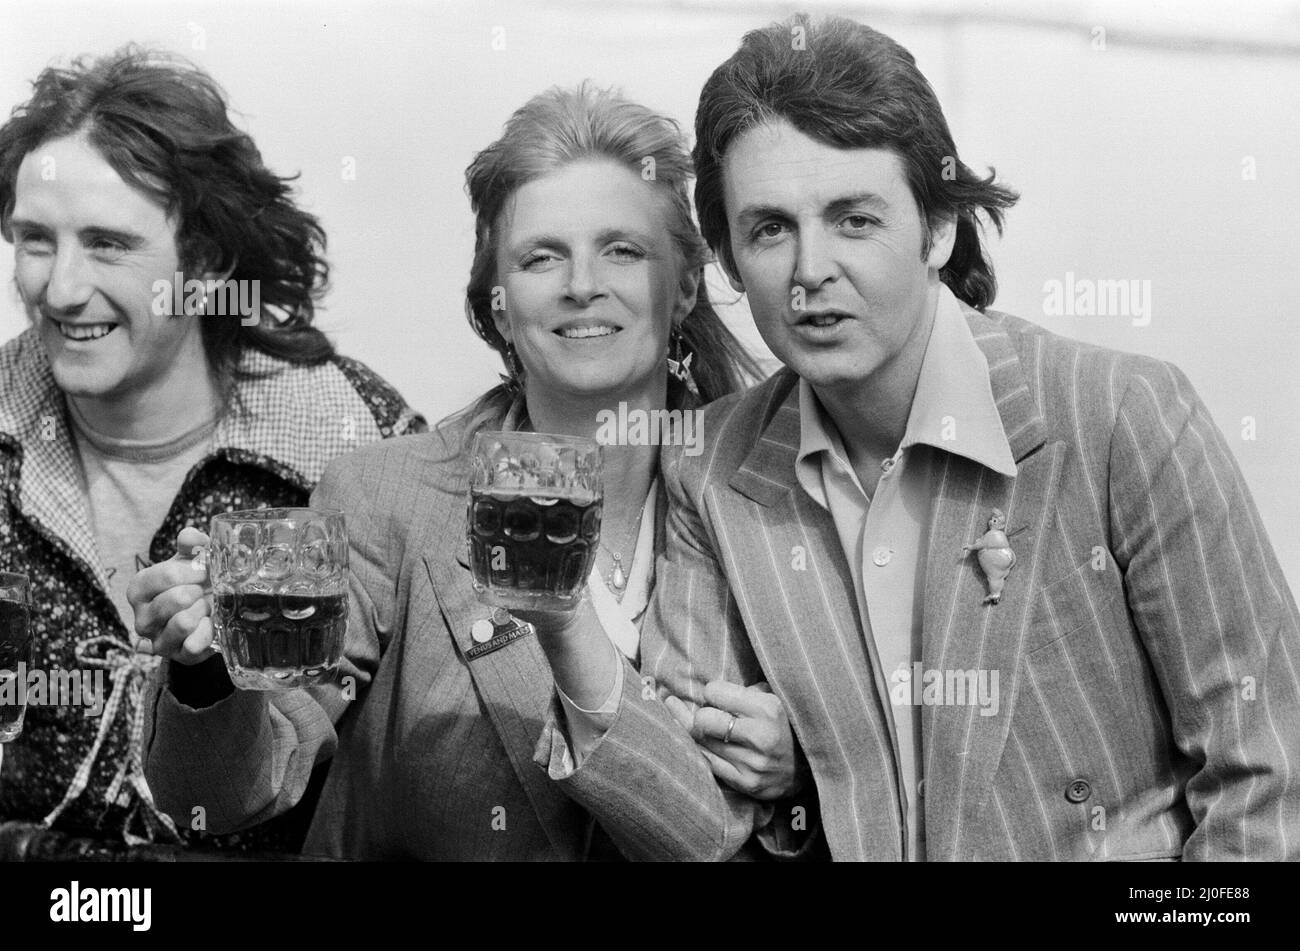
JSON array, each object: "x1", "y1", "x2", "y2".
[
  {"x1": 200, "y1": 508, "x2": 349, "y2": 690},
  {"x1": 467, "y1": 432, "x2": 603, "y2": 613}
]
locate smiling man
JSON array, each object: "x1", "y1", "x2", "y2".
[
  {"x1": 12, "y1": 131, "x2": 220, "y2": 433},
  {"x1": 541, "y1": 14, "x2": 1300, "y2": 861},
  {"x1": 0, "y1": 47, "x2": 423, "y2": 851}
]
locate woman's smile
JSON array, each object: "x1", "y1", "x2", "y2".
[
  {"x1": 554, "y1": 318, "x2": 623, "y2": 341},
  {"x1": 494, "y1": 158, "x2": 686, "y2": 399}
]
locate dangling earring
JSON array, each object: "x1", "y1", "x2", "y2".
[
  {"x1": 500, "y1": 340, "x2": 525, "y2": 396},
  {"x1": 667, "y1": 326, "x2": 700, "y2": 398}
]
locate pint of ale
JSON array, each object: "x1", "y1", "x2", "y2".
[
  {"x1": 467, "y1": 432, "x2": 603, "y2": 612},
  {"x1": 203, "y1": 509, "x2": 349, "y2": 690}
]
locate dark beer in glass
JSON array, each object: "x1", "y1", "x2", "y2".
[
  {"x1": 467, "y1": 432, "x2": 603, "y2": 612},
  {"x1": 204, "y1": 509, "x2": 349, "y2": 690}
]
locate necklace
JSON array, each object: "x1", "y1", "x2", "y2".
[
  {"x1": 599, "y1": 492, "x2": 650, "y2": 596},
  {"x1": 600, "y1": 546, "x2": 629, "y2": 594}
]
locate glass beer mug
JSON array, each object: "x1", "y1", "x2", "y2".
[
  {"x1": 201, "y1": 509, "x2": 349, "y2": 690},
  {"x1": 467, "y1": 432, "x2": 603, "y2": 612},
  {"x1": 0, "y1": 572, "x2": 33, "y2": 743}
]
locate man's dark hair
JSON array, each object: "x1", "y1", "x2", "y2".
[
  {"x1": 693, "y1": 13, "x2": 1019, "y2": 310},
  {"x1": 0, "y1": 46, "x2": 333, "y2": 380}
]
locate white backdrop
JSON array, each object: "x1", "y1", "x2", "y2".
[{"x1": 2, "y1": 0, "x2": 1298, "y2": 589}]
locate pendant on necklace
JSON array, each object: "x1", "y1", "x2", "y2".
[{"x1": 608, "y1": 553, "x2": 627, "y2": 593}]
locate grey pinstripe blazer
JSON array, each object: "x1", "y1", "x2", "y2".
[
  {"x1": 544, "y1": 304, "x2": 1300, "y2": 861},
  {"x1": 143, "y1": 409, "x2": 631, "y2": 860}
]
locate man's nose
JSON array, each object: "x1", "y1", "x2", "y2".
[
  {"x1": 44, "y1": 245, "x2": 95, "y2": 312},
  {"x1": 564, "y1": 253, "x2": 607, "y2": 305},
  {"x1": 792, "y1": 227, "x2": 838, "y2": 293}
]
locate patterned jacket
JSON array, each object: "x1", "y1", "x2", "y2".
[{"x1": 0, "y1": 327, "x2": 424, "y2": 851}]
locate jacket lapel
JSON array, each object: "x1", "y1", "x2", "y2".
[
  {"x1": 921, "y1": 309, "x2": 1064, "y2": 860},
  {"x1": 727, "y1": 375, "x2": 904, "y2": 860},
  {"x1": 423, "y1": 537, "x2": 590, "y2": 861}
]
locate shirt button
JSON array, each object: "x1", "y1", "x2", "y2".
[
  {"x1": 1065, "y1": 779, "x2": 1092, "y2": 803},
  {"x1": 872, "y1": 547, "x2": 893, "y2": 567},
  {"x1": 880, "y1": 455, "x2": 896, "y2": 473},
  {"x1": 917, "y1": 779, "x2": 926, "y2": 798}
]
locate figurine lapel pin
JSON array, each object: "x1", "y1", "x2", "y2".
[{"x1": 963, "y1": 508, "x2": 1017, "y2": 605}]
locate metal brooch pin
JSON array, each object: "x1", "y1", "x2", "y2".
[
  {"x1": 962, "y1": 508, "x2": 1017, "y2": 605},
  {"x1": 468, "y1": 607, "x2": 534, "y2": 659}
]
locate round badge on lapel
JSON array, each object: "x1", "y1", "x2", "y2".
[{"x1": 471, "y1": 619, "x2": 495, "y2": 643}]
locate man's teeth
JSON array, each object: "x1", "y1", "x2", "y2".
[
  {"x1": 808, "y1": 314, "x2": 842, "y2": 327},
  {"x1": 559, "y1": 326, "x2": 617, "y2": 339},
  {"x1": 57, "y1": 322, "x2": 117, "y2": 341}
]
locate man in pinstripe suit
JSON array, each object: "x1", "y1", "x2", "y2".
[{"x1": 532, "y1": 13, "x2": 1300, "y2": 861}]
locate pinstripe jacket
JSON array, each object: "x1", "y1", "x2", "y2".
[
  {"x1": 144, "y1": 396, "x2": 664, "y2": 860},
  {"x1": 541, "y1": 304, "x2": 1300, "y2": 861}
]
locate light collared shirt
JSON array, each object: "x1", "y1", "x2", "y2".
[{"x1": 794, "y1": 284, "x2": 1016, "y2": 861}]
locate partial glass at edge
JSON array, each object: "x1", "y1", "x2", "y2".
[
  {"x1": 0, "y1": 572, "x2": 33, "y2": 742},
  {"x1": 466, "y1": 432, "x2": 603, "y2": 612}
]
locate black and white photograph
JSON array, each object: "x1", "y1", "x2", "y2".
[{"x1": 0, "y1": 0, "x2": 1295, "y2": 930}]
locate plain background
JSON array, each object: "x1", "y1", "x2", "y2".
[{"x1": 2, "y1": 0, "x2": 1297, "y2": 591}]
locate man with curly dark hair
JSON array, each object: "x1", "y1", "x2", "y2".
[{"x1": 0, "y1": 46, "x2": 424, "y2": 852}]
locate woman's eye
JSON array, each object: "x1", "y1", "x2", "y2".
[
  {"x1": 606, "y1": 243, "x2": 644, "y2": 261},
  {"x1": 753, "y1": 222, "x2": 786, "y2": 241},
  {"x1": 521, "y1": 251, "x2": 558, "y2": 270}
]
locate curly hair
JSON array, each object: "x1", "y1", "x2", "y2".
[
  {"x1": 694, "y1": 14, "x2": 1020, "y2": 311},
  {"x1": 0, "y1": 45, "x2": 333, "y2": 380}
]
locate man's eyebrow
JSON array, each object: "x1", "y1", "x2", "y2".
[
  {"x1": 735, "y1": 192, "x2": 891, "y2": 227},
  {"x1": 825, "y1": 192, "x2": 890, "y2": 216},
  {"x1": 7, "y1": 216, "x2": 49, "y2": 234},
  {"x1": 8, "y1": 218, "x2": 148, "y2": 248},
  {"x1": 81, "y1": 226, "x2": 147, "y2": 248},
  {"x1": 734, "y1": 203, "x2": 790, "y2": 228}
]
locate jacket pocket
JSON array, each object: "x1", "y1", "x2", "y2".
[{"x1": 1028, "y1": 554, "x2": 1124, "y2": 655}]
